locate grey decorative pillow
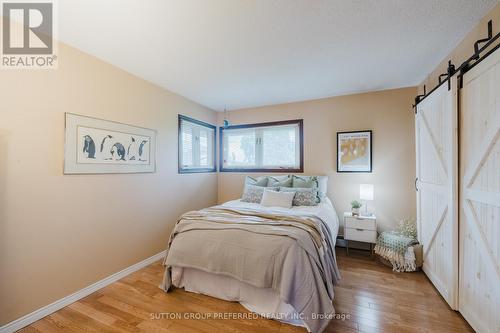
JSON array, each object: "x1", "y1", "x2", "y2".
[
  {"x1": 292, "y1": 175, "x2": 328, "y2": 201},
  {"x1": 280, "y1": 187, "x2": 319, "y2": 206},
  {"x1": 245, "y1": 176, "x2": 268, "y2": 187},
  {"x1": 242, "y1": 185, "x2": 279, "y2": 203},
  {"x1": 292, "y1": 175, "x2": 319, "y2": 188},
  {"x1": 267, "y1": 175, "x2": 292, "y2": 187}
]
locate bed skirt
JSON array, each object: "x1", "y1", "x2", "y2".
[{"x1": 171, "y1": 266, "x2": 311, "y2": 332}]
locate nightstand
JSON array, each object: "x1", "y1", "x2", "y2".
[{"x1": 343, "y1": 212, "x2": 377, "y2": 256}]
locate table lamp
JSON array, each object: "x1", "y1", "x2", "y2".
[{"x1": 360, "y1": 184, "x2": 374, "y2": 216}]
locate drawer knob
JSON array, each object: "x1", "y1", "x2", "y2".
[{"x1": 356, "y1": 228, "x2": 364, "y2": 231}]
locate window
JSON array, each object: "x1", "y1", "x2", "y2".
[
  {"x1": 220, "y1": 119, "x2": 303, "y2": 172},
  {"x1": 178, "y1": 115, "x2": 216, "y2": 173}
]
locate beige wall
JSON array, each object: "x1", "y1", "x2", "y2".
[
  {"x1": 217, "y1": 87, "x2": 417, "y2": 233},
  {"x1": 0, "y1": 42, "x2": 218, "y2": 324},
  {"x1": 6, "y1": 2, "x2": 496, "y2": 324},
  {"x1": 419, "y1": 2, "x2": 500, "y2": 93}
]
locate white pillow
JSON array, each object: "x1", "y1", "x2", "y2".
[
  {"x1": 260, "y1": 189, "x2": 295, "y2": 209},
  {"x1": 316, "y1": 176, "x2": 328, "y2": 198}
]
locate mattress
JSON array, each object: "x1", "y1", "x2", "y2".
[{"x1": 170, "y1": 198, "x2": 339, "y2": 331}]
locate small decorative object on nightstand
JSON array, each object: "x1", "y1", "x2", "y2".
[
  {"x1": 350, "y1": 200, "x2": 362, "y2": 216},
  {"x1": 344, "y1": 212, "x2": 377, "y2": 256}
]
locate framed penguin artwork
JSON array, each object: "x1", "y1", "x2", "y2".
[
  {"x1": 64, "y1": 113, "x2": 157, "y2": 174},
  {"x1": 337, "y1": 130, "x2": 372, "y2": 173}
]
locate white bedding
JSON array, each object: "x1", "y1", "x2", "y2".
[
  {"x1": 221, "y1": 197, "x2": 339, "y2": 240},
  {"x1": 171, "y1": 198, "x2": 339, "y2": 331}
]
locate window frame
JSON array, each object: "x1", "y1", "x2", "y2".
[
  {"x1": 178, "y1": 114, "x2": 217, "y2": 174},
  {"x1": 219, "y1": 119, "x2": 304, "y2": 173}
]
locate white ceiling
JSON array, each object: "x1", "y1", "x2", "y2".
[{"x1": 59, "y1": 0, "x2": 498, "y2": 111}]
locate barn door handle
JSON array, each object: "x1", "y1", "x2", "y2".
[{"x1": 415, "y1": 177, "x2": 419, "y2": 192}]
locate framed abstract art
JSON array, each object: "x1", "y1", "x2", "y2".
[{"x1": 337, "y1": 130, "x2": 372, "y2": 173}]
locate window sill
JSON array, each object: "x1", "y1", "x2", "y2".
[
  {"x1": 219, "y1": 167, "x2": 303, "y2": 173},
  {"x1": 179, "y1": 167, "x2": 216, "y2": 174}
]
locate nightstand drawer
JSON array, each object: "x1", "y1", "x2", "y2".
[
  {"x1": 345, "y1": 227, "x2": 377, "y2": 243},
  {"x1": 345, "y1": 217, "x2": 376, "y2": 231}
]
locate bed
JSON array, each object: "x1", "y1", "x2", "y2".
[{"x1": 161, "y1": 193, "x2": 340, "y2": 333}]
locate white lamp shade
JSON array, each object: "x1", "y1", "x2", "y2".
[{"x1": 360, "y1": 184, "x2": 374, "y2": 201}]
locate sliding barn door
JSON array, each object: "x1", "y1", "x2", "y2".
[
  {"x1": 459, "y1": 47, "x2": 500, "y2": 333},
  {"x1": 415, "y1": 77, "x2": 458, "y2": 309}
]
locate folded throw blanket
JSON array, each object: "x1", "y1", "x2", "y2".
[{"x1": 374, "y1": 231, "x2": 418, "y2": 272}]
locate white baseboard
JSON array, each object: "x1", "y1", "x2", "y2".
[{"x1": 0, "y1": 251, "x2": 166, "y2": 333}]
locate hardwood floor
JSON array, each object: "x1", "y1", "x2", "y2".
[{"x1": 19, "y1": 249, "x2": 473, "y2": 333}]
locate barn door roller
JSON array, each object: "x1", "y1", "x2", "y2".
[{"x1": 414, "y1": 20, "x2": 499, "y2": 107}]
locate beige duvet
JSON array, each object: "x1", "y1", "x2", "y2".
[{"x1": 161, "y1": 202, "x2": 340, "y2": 333}]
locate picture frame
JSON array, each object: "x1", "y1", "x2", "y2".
[
  {"x1": 64, "y1": 113, "x2": 157, "y2": 174},
  {"x1": 337, "y1": 130, "x2": 372, "y2": 173}
]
